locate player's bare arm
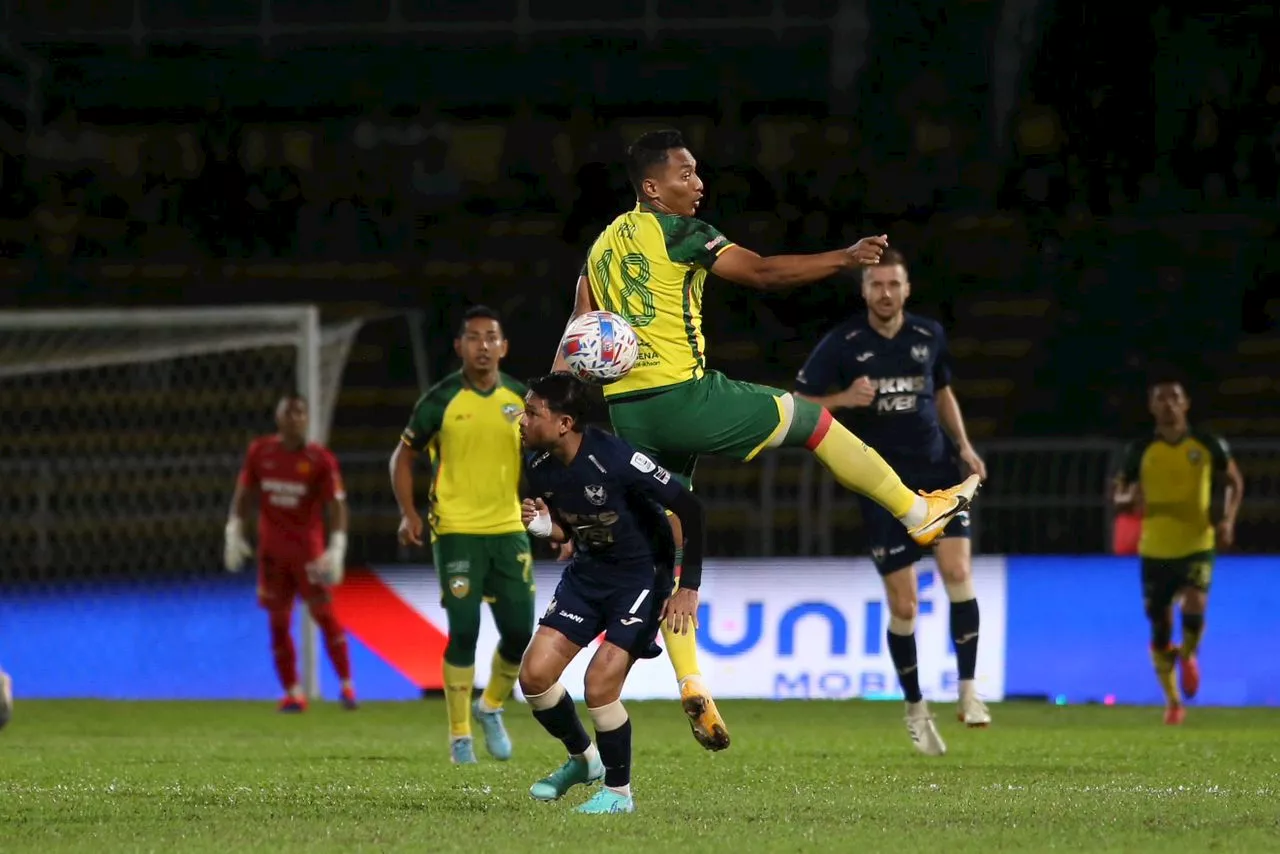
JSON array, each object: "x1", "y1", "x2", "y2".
[
  {"x1": 710, "y1": 236, "x2": 888, "y2": 290},
  {"x1": 1218, "y1": 457, "x2": 1245, "y2": 548},
  {"x1": 390, "y1": 442, "x2": 424, "y2": 546},
  {"x1": 936, "y1": 385, "x2": 987, "y2": 481}
]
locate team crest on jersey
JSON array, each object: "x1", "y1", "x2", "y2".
[
  {"x1": 501, "y1": 403, "x2": 521, "y2": 423},
  {"x1": 584, "y1": 484, "x2": 608, "y2": 506},
  {"x1": 296, "y1": 460, "x2": 311, "y2": 474},
  {"x1": 1188, "y1": 449, "x2": 1203, "y2": 464},
  {"x1": 449, "y1": 576, "x2": 470, "y2": 598},
  {"x1": 910, "y1": 344, "x2": 930, "y2": 363}
]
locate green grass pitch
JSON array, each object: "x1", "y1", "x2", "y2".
[{"x1": 2, "y1": 699, "x2": 1278, "y2": 853}]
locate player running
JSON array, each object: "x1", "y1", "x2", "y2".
[
  {"x1": 552, "y1": 128, "x2": 980, "y2": 751},
  {"x1": 225, "y1": 394, "x2": 355, "y2": 712},
  {"x1": 517, "y1": 372, "x2": 704, "y2": 815},
  {"x1": 391, "y1": 305, "x2": 535, "y2": 765},
  {"x1": 1113, "y1": 378, "x2": 1243, "y2": 724},
  {"x1": 795, "y1": 249, "x2": 990, "y2": 755}
]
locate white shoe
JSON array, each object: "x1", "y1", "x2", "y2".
[
  {"x1": 904, "y1": 700, "x2": 947, "y2": 756},
  {"x1": 957, "y1": 686, "x2": 992, "y2": 728}
]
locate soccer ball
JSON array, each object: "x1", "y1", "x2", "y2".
[{"x1": 559, "y1": 311, "x2": 639, "y2": 384}]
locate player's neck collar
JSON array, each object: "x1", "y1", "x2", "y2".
[
  {"x1": 865, "y1": 313, "x2": 905, "y2": 339},
  {"x1": 462, "y1": 370, "x2": 500, "y2": 396},
  {"x1": 1153, "y1": 425, "x2": 1190, "y2": 445}
]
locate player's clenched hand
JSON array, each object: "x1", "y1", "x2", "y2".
[
  {"x1": 661, "y1": 587, "x2": 699, "y2": 635},
  {"x1": 223, "y1": 518, "x2": 252, "y2": 573},
  {"x1": 397, "y1": 512, "x2": 424, "y2": 547},
  {"x1": 555, "y1": 540, "x2": 575, "y2": 561},
  {"x1": 523, "y1": 498, "x2": 555, "y2": 538},
  {"x1": 958, "y1": 445, "x2": 988, "y2": 481},
  {"x1": 846, "y1": 234, "x2": 889, "y2": 266},
  {"x1": 840, "y1": 376, "x2": 876, "y2": 409}
]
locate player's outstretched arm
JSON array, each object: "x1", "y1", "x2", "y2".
[{"x1": 711, "y1": 236, "x2": 888, "y2": 290}]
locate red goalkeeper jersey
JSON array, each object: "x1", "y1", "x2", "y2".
[{"x1": 238, "y1": 435, "x2": 345, "y2": 563}]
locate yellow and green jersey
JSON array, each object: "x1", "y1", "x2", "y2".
[
  {"x1": 1120, "y1": 428, "x2": 1232, "y2": 559},
  {"x1": 585, "y1": 203, "x2": 736, "y2": 400},
  {"x1": 400, "y1": 371, "x2": 527, "y2": 538}
]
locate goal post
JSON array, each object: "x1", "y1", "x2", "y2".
[{"x1": 0, "y1": 304, "x2": 361, "y2": 701}]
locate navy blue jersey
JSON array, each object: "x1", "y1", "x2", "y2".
[
  {"x1": 524, "y1": 427, "x2": 678, "y2": 585},
  {"x1": 795, "y1": 312, "x2": 954, "y2": 473}
]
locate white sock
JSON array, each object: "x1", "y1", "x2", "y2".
[
  {"x1": 477, "y1": 696, "x2": 501, "y2": 714},
  {"x1": 677, "y1": 675, "x2": 703, "y2": 690},
  {"x1": 606, "y1": 784, "x2": 632, "y2": 798},
  {"x1": 574, "y1": 743, "x2": 600, "y2": 765},
  {"x1": 958, "y1": 679, "x2": 976, "y2": 699},
  {"x1": 902, "y1": 496, "x2": 929, "y2": 528}
]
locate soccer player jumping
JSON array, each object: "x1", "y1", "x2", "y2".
[
  {"x1": 391, "y1": 306, "x2": 535, "y2": 765},
  {"x1": 517, "y1": 373, "x2": 706, "y2": 814},
  {"x1": 1113, "y1": 378, "x2": 1243, "y2": 724},
  {"x1": 796, "y1": 249, "x2": 990, "y2": 755},
  {"x1": 225, "y1": 394, "x2": 355, "y2": 712},
  {"x1": 553, "y1": 129, "x2": 980, "y2": 750}
]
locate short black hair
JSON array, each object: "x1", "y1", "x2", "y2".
[
  {"x1": 457, "y1": 304, "x2": 502, "y2": 338},
  {"x1": 525, "y1": 372, "x2": 592, "y2": 433},
  {"x1": 625, "y1": 129, "x2": 687, "y2": 195}
]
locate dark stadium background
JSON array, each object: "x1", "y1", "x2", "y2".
[{"x1": 0, "y1": 0, "x2": 1276, "y2": 573}]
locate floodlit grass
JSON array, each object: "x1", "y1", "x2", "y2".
[{"x1": 2, "y1": 699, "x2": 1278, "y2": 852}]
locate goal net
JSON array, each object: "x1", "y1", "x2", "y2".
[{"x1": 0, "y1": 305, "x2": 364, "y2": 698}]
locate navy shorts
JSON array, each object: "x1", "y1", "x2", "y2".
[
  {"x1": 539, "y1": 565, "x2": 673, "y2": 660},
  {"x1": 858, "y1": 464, "x2": 971, "y2": 576}
]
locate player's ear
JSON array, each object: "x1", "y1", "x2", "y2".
[
  {"x1": 453, "y1": 337, "x2": 463, "y2": 360},
  {"x1": 498, "y1": 337, "x2": 509, "y2": 359}
]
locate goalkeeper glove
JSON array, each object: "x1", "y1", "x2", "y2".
[
  {"x1": 223, "y1": 518, "x2": 253, "y2": 573},
  {"x1": 307, "y1": 531, "x2": 348, "y2": 586}
]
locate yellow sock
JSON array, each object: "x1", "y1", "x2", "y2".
[
  {"x1": 1149, "y1": 646, "x2": 1181, "y2": 705},
  {"x1": 813, "y1": 421, "x2": 916, "y2": 518},
  {"x1": 662, "y1": 620, "x2": 702, "y2": 684},
  {"x1": 443, "y1": 662, "x2": 475, "y2": 738},
  {"x1": 481, "y1": 650, "x2": 521, "y2": 711},
  {"x1": 1181, "y1": 617, "x2": 1205, "y2": 658}
]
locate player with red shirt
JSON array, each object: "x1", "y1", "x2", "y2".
[{"x1": 224, "y1": 394, "x2": 356, "y2": 712}]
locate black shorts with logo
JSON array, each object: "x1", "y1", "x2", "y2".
[{"x1": 539, "y1": 563, "x2": 673, "y2": 659}]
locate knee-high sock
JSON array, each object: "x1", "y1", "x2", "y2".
[
  {"x1": 309, "y1": 602, "x2": 351, "y2": 683},
  {"x1": 443, "y1": 662, "x2": 475, "y2": 738},
  {"x1": 804, "y1": 411, "x2": 920, "y2": 522},
  {"x1": 268, "y1": 609, "x2": 297, "y2": 693}
]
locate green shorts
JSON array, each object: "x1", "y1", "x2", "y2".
[
  {"x1": 432, "y1": 532, "x2": 534, "y2": 608},
  {"x1": 606, "y1": 370, "x2": 820, "y2": 483},
  {"x1": 1141, "y1": 550, "x2": 1214, "y2": 610}
]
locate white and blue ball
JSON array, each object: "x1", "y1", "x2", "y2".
[{"x1": 559, "y1": 311, "x2": 639, "y2": 384}]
